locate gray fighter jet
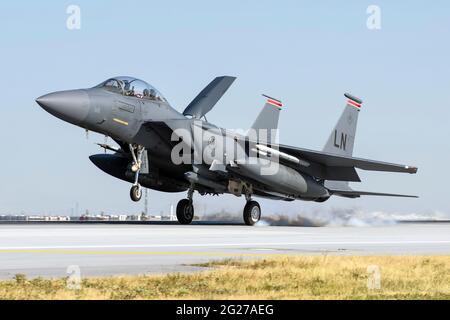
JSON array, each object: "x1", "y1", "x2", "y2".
[{"x1": 36, "y1": 76, "x2": 418, "y2": 225}]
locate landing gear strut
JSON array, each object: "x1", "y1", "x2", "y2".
[
  {"x1": 129, "y1": 144, "x2": 145, "y2": 202},
  {"x1": 176, "y1": 184, "x2": 195, "y2": 225},
  {"x1": 243, "y1": 189, "x2": 261, "y2": 226}
]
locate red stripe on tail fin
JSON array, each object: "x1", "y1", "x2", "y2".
[
  {"x1": 347, "y1": 99, "x2": 361, "y2": 109},
  {"x1": 263, "y1": 94, "x2": 283, "y2": 108},
  {"x1": 267, "y1": 99, "x2": 283, "y2": 108}
]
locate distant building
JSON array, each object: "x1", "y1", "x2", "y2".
[{"x1": 0, "y1": 215, "x2": 28, "y2": 221}]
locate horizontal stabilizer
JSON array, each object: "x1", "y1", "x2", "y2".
[
  {"x1": 183, "y1": 76, "x2": 236, "y2": 119},
  {"x1": 278, "y1": 143, "x2": 418, "y2": 180},
  {"x1": 329, "y1": 188, "x2": 418, "y2": 199}
]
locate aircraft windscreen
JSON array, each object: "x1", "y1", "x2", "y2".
[{"x1": 98, "y1": 76, "x2": 167, "y2": 102}]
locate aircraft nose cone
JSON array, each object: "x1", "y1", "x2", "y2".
[{"x1": 36, "y1": 90, "x2": 90, "y2": 125}]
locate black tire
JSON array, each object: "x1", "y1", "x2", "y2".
[
  {"x1": 243, "y1": 201, "x2": 261, "y2": 226},
  {"x1": 130, "y1": 185, "x2": 142, "y2": 202},
  {"x1": 176, "y1": 199, "x2": 194, "y2": 225},
  {"x1": 315, "y1": 196, "x2": 330, "y2": 203}
]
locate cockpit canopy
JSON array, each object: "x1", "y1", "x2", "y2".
[{"x1": 96, "y1": 76, "x2": 167, "y2": 102}]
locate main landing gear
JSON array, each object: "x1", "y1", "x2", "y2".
[
  {"x1": 173, "y1": 186, "x2": 262, "y2": 226},
  {"x1": 129, "y1": 144, "x2": 145, "y2": 202},
  {"x1": 176, "y1": 185, "x2": 195, "y2": 225},
  {"x1": 243, "y1": 191, "x2": 261, "y2": 226}
]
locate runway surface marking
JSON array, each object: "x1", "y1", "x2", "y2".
[
  {"x1": 0, "y1": 249, "x2": 292, "y2": 257},
  {"x1": 1, "y1": 240, "x2": 450, "y2": 251}
]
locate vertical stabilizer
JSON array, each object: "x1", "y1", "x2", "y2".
[
  {"x1": 323, "y1": 93, "x2": 363, "y2": 157},
  {"x1": 249, "y1": 95, "x2": 282, "y2": 144},
  {"x1": 323, "y1": 93, "x2": 363, "y2": 190}
]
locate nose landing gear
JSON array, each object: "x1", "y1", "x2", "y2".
[{"x1": 129, "y1": 144, "x2": 145, "y2": 202}]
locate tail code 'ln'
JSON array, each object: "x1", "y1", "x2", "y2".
[{"x1": 323, "y1": 93, "x2": 363, "y2": 157}]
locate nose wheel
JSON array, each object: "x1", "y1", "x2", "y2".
[
  {"x1": 130, "y1": 185, "x2": 142, "y2": 202},
  {"x1": 129, "y1": 144, "x2": 145, "y2": 202}
]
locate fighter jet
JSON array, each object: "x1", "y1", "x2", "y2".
[{"x1": 36, "y1": 76, "x2": 418, "y2": 225}]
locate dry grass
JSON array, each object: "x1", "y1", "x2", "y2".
[{"x1": 1, "y1": 256, "x2": 449, "y2": 300}]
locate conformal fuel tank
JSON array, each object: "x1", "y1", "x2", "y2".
[{"x1": 233, "y1": 159, "x2": 329, "y2": 199}]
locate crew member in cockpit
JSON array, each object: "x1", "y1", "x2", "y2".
[{"x1": 149, "y1": 89, "x2": 157, "y2": 100}]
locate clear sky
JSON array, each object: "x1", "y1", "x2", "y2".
[{"x1": 0, "y1": 1, "x2": 448, "y2": 217}]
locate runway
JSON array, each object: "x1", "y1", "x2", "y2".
[{"x1": 0, "y1": 222, "x2": 449, "y2": 279}]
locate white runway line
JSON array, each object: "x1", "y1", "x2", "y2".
[{"x1": 1, "y1": 240, "x2": 450, "y2": 251}]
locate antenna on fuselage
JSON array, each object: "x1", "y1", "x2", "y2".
[{"x1": 103, "y1": 135, "x2": 108, "y2": 154}]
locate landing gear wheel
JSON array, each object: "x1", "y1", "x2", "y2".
[
  {"x1": 128, "y1": 144, "x2": 145, "y2": 202},
  {"x1": 243, "y1": 201, "x2": 261, "y2": 226},
  {"x1": 176, "y1": 199, "x2": 194, "y2": 225},
  {"x1": 130, "y1": 185, "x2": 142, "y2": 202}
]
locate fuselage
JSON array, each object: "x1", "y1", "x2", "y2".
[{"x1": 35, "y1": 75, "x2": 418, "y2": 226}]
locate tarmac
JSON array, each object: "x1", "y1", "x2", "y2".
[{"x1": 0, "y1": 222, "x2": 449, "y2": 279}]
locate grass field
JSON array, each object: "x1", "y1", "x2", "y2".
[{"x1": 1, "y1": 256, "x2": 449, "y2": 300}]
